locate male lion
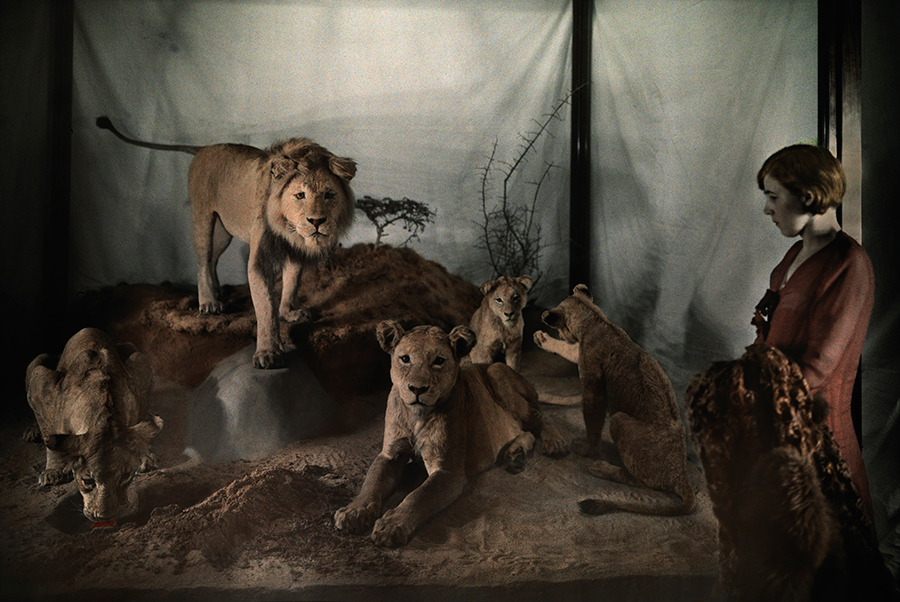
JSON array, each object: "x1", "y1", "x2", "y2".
[
  {"x1": 466, "y1": 275, "x2": 533, "y2": 371},
  {"x1": 25, "y1": 328, "x2": 163, "y2": 523},
  {"x1": 334, "y1": 320, "x2": 569, "y2": 547},
  {"x1": 96, "y1": 117, "x2": 357, "y2": 368},
  {"x1": 533, "y1": 284, "x2": 695, "y2": 516}
]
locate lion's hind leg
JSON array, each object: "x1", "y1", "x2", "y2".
[
  {"x1": 194, "y1": 212, "x2": 232, "y2": 314},
  {"x1": 502, "y1": 431, "x2": 536, "y2": 474},
  {"x1": 484, "y1": 363, "x2": 569, "y2": 459},
  {"x1": 580, "y1": 411, "x2": 694, "y2": 515}
]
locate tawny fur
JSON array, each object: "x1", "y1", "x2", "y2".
[
  {"x1": 466, "y1": 275, "x2": 533, "y2": 371},
  {"x1": 97, "y1": 118, "x2": 357, "y2": 369},
  {"x1": 686, "y1": 344, "x2": 897, "y2": 602},
  {"x1": 534, "y1": 284, "x2": 695, "y2": 516},
  {"x1": 25, "y1": 328, "x2": 163, "y2": 522},
  {"x1": 334, "y1": 320, "x2": 568, "y2": 547}
]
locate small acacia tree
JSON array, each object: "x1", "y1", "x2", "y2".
[{"x1": 356, "y1": 195, "x2": 436, "y2": 246}]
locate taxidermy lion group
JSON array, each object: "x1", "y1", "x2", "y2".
[
  {"x1": 97, "y1": 117, "x2": 356, "y2": 369},
  {"x1": 95, "y1": 118, "x2": 697, "y2": 545}
]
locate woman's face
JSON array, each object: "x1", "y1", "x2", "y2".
[{"x1": 762, "y1": 174, "x2": 810, "y2": 237}]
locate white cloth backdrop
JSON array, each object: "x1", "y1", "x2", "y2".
[
  {"x1": 71, "y1": 0, "x2": 574, "y2": 299},
  {"x1": 589, "y1": 0, "x2": 817, "y2": 391}
]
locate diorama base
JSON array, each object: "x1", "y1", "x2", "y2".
[{"x1": 1, "y1": 245, "x2": 720, "y2": 602}]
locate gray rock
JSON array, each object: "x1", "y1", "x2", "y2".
[{"x1": 185, "y1": 345, "x2": 338, "y2": 462}]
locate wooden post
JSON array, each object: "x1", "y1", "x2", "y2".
[
  {"x1": 819, "y1": 0, "x2": 862, "y2": 241},
  {"x1": 570, "y1": 0, "x2": 593, "y2": 290}
]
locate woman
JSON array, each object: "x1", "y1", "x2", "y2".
[{"x1": 752, "y1": 144, "x2": 875, "y2": 517}]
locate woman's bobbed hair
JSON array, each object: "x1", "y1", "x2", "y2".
[{"x1": 756, "y1": 144, "x2": 846, "y2": 215}]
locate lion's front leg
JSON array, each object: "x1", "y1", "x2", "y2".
[
  {"x1": 334, "y1": 453, "x2": 406, "y2": 536},
  {"x1": 39, "y1": 449, "x2": 72, "y2": 486},
  {"x1": 248, "y1": 253, "x2": 284, "y2": 369},
  {"x1": 533, "y1": 331, "x2": 580, "y2": 364},
  {"x1": 279, "y1": 260, "x2": 311, "y2": 324},
  {"x1": 371, "y1": 468, "x2": 467, "y2": 547}
]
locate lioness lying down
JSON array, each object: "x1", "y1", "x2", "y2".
[
  {"x1": 334, "y1": 320, "x2": 569, "y2": 547},
  {"x1": 96, "y1": 117, "x2": 357, "y2": 369},
  {"x1": 25, "y1": 328, "x2": 163, "y2": 523}
]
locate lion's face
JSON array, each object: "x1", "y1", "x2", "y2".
[
  {"x1": 481, "y1": 276, "x2": 532, "y2": 327},
  {"x1": 377, "y1": 321, "x2": 476, "y2": 416},
  {"x1": 71, "y1": 437, "x2": 142, "y2": 521},
  {"x1": 541, "y1": 284, "x2": 595, "y2": 344},
  {"x1": 44, "y1": 414, "x2": 163, "y2": 522},
  {"x1": 267, "y1": 139, "x2": 357, "y2": 258}
]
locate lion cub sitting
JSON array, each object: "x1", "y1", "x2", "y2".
[
  {"x1": 534, "y1": 285, "x2": 695, "y2": 516},
  {"x1": 467, "y1": 275, "x2": 533, "y2": 371},
  {"x1": 334, "y1": 320, "x2": 568, "y2": 547}
]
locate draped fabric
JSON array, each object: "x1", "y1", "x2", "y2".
[
  {"x1": 71, "y1": 0, "x2": 574, "y2": 297},
  {"x1": 589, "y1": 0, "x2": 817, "y2": 394}
]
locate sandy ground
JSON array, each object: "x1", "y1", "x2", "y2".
[{"x1": 0, "y1": 245, "x2": 720, "y2": 602}]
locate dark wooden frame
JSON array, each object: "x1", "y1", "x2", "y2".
[
  {"x1": 819, "y1": 0, "x2": 862, "y2": 241},
  {"x1": 569, "y1": 0, "x2": 593, "y2": 289}
]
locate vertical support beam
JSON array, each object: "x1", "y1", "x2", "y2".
[
  {"x1": 43, "y1": 0, "x2": 74, "y2": 337},
  {"x1": 570, "y1": 0, "x2": 593, "y2": 289},
  {"x1": 819, "y1": 0, "x2": 864, "y2": 444},
  {"x1": 819, "y1": 0, "x2": 862, "y2": 241}
]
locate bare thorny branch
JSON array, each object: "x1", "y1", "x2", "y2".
[{"x1": 476, "y1": 90, "x2": 575, "y2": 289}]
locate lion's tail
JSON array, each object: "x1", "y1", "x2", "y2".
[
  {"x1": 578, "y1": 481, "x2": 695, "y2": 517},
  {"x1": 95, "y1": 116, "x2": 202, "y2": 155}
]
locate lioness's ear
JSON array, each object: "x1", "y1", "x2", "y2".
[
  {"x1": 26, "y1": 354, "x2": 61, "y2": 412},
  {"x1": 573, "y1": 284, "x2": 592, "y2": 302},
  {"x1": 123, "y1": 348, "x2": 154, "y2": 401},
  {"x1": 271, "y1": 156, "x2": 297, "y2": 180},
  {"x1": 517, "y1": 275, "x2": 533, "y2": 292},
  {"x1": 376, "y1": 320, "x2": 405, "y2": 354},
  {"x1": 329, "y1": 155, "x2": 357, "y2": 181},
  {"x1": 449, "y1": 325, "x2": 477, "y2": 359},
  {"x1": 479, "y1": 280, "x2": 497, "y2": 296},
  {"x1": 541, "y1": 309, "x2": 562, "y2": 329}
]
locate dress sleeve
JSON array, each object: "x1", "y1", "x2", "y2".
[{"x1": 797, "y1": 249, "x2": 873, "y2": 393}]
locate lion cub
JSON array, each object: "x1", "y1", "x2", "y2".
[
  {"x1": 467, "y1": 275, "x2": 533, "y2": 371},
  {"x1": 534, "y1": 285, "x2": 695, "y2": 516},
  {"x1": 334, "y1": 320, "x2": 568, "y2": 547}
]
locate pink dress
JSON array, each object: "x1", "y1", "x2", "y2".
[{"x1": 752, "y1": 230, "x2": 875, "y2": 516}]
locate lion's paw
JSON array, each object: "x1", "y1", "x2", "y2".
[
  {"x1": 253, "y1": 348, "x2": 285, "y2": 369},
  {"x1": 334, "y1": 502, "x2": 379, "y2": 535},
  {"x1": 199, "y1": 300, "x2": 224, "y2": 315},
  {"x1": 371, "y1": 510, "x2": 414, "y2": 548},
  {"x1": 503, "y1": 432, "x2": 535, "y2": 474},
  {"x1": 22, "y1": 424, "x2": 42, "y2": 443},
  {"x1": 38, "y1": 468, "x2": 72, "y2": 487},
  {"x1": 139, "y1": 452, "x2": 159, "y2": 474},
  {"x1": 533, "y1": 330, "x2": 551, "y2": 349},
  {"x1": 280, "y1": 307, "x2": 311, "y2": 324},
  {"x1": 541, "y1": 432, "x2": 570, "y2": 459}
]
